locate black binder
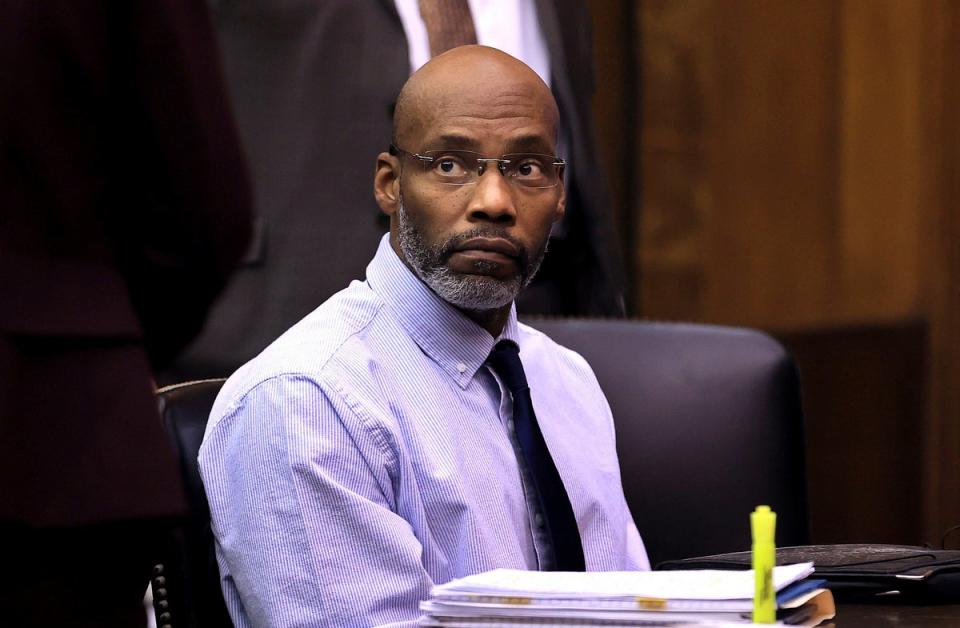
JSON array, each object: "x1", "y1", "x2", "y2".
[{"x1": 657, "y1": 544, "x2": 960, "y2": 603}]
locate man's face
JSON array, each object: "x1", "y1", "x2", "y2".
[{"x1": 384, "y1": 72, "x2": 565, "y2": 310}]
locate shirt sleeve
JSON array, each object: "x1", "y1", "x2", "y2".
[
  {"x1": 589, "y1": 360, "x2": 651, "y2": 571},
  {"x1": 199, "y1": 374, "x2": 432, "y2": 627}
]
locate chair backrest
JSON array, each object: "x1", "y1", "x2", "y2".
[
  {"x1": 526, "y1": 319, "x2": 810, "y2": 566},
  {"x1": 154, "y1": 378, "x2": 230, "y2": 628},
  {"x1": 150, "y1": 321, "x2": 809, "y2": 618}
]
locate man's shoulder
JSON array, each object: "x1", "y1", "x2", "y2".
[
  {"x1": 518, "y1": 321, "x2": 584, "y2": 360},
  {"x1": 210, "y1": 281, "x2": 389, "y2": 418},
  {"x1": 517, "y1": 321, "x2": 613, "y2": 427},
  {"x1": 516, "y1": 321, "x2": 597, "y2": 379}
]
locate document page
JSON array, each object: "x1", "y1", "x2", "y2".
[{"x1": 432, "y1": 563, "x2": 814, "y2": 601}]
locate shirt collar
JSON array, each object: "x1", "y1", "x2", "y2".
[{"x1": 365, "y1": 235, "x2": 521, "y2": 389}]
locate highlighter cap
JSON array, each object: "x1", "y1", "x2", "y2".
[{"x1": 751, "y1": 505, "x2": 777, "y2": 543}]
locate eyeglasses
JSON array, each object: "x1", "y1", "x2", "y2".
[{"x1": 390, "y1": 144, "x2": 565, "y2": 189}]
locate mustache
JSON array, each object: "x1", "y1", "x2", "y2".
[{"x1": 438, "y1": 228, "x2": 530, "y2": 269}]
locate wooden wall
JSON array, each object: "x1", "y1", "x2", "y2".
[{"x1": 588, "y1": 0, "x2": 959, "y2": 546}]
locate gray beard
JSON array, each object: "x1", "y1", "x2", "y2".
[{"x1": 396, "y1": 199, "x2": 547, "y2": 311}]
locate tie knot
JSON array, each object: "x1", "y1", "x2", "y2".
[
  {"x1": 487, "y1": 340, "x2": 529, "y2": 394},
  {"x1": 419, "y1": 0, "x2": 478, "y2": 58}
]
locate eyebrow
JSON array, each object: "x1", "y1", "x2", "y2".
[
  {"x1": 422, "y1": 133, "x2": 556, "y2": 155},
  {"x1": 504, "y1": 134, "x2": 555, "y2": 155},
  {"x1": 425, "y1": 134, "x2": 481, "y2": 151}
]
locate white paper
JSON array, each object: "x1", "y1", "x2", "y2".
[{"x1": 431, "y1": 563, "x2": 814, "y2": 602}]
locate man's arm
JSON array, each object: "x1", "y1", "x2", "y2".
[
  {"x1": 564, "y1": 346, "x2": 651, "y2": 571},
  {"x1": 597, "y1": 382, "x2": 650, "y2": 571},
  {"x1": 200, "y1": 375, "x2": 432, "y2": 627}
]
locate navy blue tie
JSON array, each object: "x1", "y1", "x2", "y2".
[{"x1": 487, "y1": 340, "x2": 586, "y2": 571}]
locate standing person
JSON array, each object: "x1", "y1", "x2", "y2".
[
  {"x1": 0, "y1": 1, "x2": 252, "y2": 625},
  {"x1": 200, "y1": 46, "x2": 647, "y2": 627},
  {"x1": 170, "y1": 0, "x2": 623, "y2": 381}
]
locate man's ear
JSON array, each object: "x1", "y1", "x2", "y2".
[
  {"x1": 554, "y1": 178, "x2": 566, "y2": 223},
  {"x1": 374, "y1": 152, "x2": 401, "y2": 217}
]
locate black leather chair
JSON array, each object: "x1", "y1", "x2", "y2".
[
  {"x1": 153, "y1": 378, "x2": 230, "y2": 628},
  {"x1": 152, "y1": 320, "x2": 809, "y2": 621},
  {"x1": 527, "y1": 319, "x2": 810, "y2": 566}
]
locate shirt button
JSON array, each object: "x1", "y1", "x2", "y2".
[
  {"x1": 457, "y1": 362, "x2": 467, "y2": 373},
  {"x1": 534, "y1": 513, "x2": 545, "y2": 528},
  {"x1": 506, "y1": 419, "x2": 514, "y2": 431}
]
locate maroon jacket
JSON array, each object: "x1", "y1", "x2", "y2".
[{"x1": 0, "y1": 0, "x2": 252, "y2": 526}]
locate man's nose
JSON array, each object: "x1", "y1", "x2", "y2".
[{"x1": 465, "y1": 168, "x2": 517, "y2": 224}]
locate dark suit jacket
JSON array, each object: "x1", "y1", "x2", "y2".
[
  {"x1": 170, "y1": 0, "x2": 623, "y2": 380},
  {"x1": 0, "y1": 0, "x2": 252, "y2": 526}
]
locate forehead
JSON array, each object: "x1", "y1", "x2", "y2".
[{"x1": 406, "y1": 74, "x2": 558, "y2": 153}]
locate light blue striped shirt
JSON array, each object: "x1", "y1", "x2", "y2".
[{"x1": 199, "y1": 235, "x2": 649, "y2": 627}]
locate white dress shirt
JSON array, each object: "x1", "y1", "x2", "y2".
[
  {"x1": 199, "y1": 235, "x2": 648, "y2": 627},
  {"x1": 393, "y1": 0, "x2": 551, "y2": 84}
]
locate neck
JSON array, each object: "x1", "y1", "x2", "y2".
[{"x1": 462, "y1": 305, "x2": 511, "y2": 337}]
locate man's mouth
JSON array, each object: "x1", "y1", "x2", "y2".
[
  {"x1": 450, "y1": 237, "x2": 520, "y2": 265},
  {"x1": 446, "y1": 236, "x2": 523, "y2": 277}
]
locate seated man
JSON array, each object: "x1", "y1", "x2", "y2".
[{"x1": 199, "y1": 45, "x2": 648, "y2": 627}]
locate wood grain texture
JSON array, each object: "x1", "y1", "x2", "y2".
[
  {"x1": 629, "y1": 0, "x2": 960, "y2": 545},
  {"x1": 586, "y1": 0, "x2": 637, "y2": 309},
  {"x1": 637, "y1": 0, "x2": 936, "y2": 329},
  {"x1": 920, "y1": 0, "x2": 960, "y2": 550},
  {"x1": 778, "y1": 323, "x2": 926, "y2": 545}
]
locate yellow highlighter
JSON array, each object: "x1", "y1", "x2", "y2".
[{"x1": 751, "y1": 505, "x2": 777, "y2": 624}]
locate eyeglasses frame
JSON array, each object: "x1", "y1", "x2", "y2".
[{"x1": 389, "y1": 144, "x2": 566, "y2": 189}]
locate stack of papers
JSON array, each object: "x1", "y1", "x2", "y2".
[{"x1": 420, "y1": 564, "x2": 835, "y2": 626}]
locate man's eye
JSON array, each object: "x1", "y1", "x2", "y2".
[
  {"x1": 433, "y1": 157, "x2": 467, "y2": 176},
  {"x1": 515, "y1": 159, "x2": 545, "y2": 178}
]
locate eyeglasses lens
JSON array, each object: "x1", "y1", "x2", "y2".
[{"x1": 419, "y1": 150, "x2": 561, "y2": 188}]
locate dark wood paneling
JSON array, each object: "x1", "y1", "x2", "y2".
[
  {"x1": 704, "y1": 1, "x2": 841, "y2": 328},
  {"x1": 636, "y1": 1, "x2": 933, "y2": 329},
  {"x1": 636, "y1": 0, "x2": 711, "y2": 320},
  {"x1": 777, "y1": 323, "x2": 926, "y2": 545},
  {"x1": 921, "y1": 0, "x2": 960, "y2": 547},
  {"x1": 626, "y1": 0, "x2": 960, "y2": 545},
  {"x1": 586, "y1": 0, "x2": 636, "y2": 309}
]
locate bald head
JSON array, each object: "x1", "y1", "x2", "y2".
[
  {"x1": 373, "y1": 46, "x2": 567, "y2": 333},
  {"x1": 392, "y1": 46, "x2": 560, "y2": 150}
]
